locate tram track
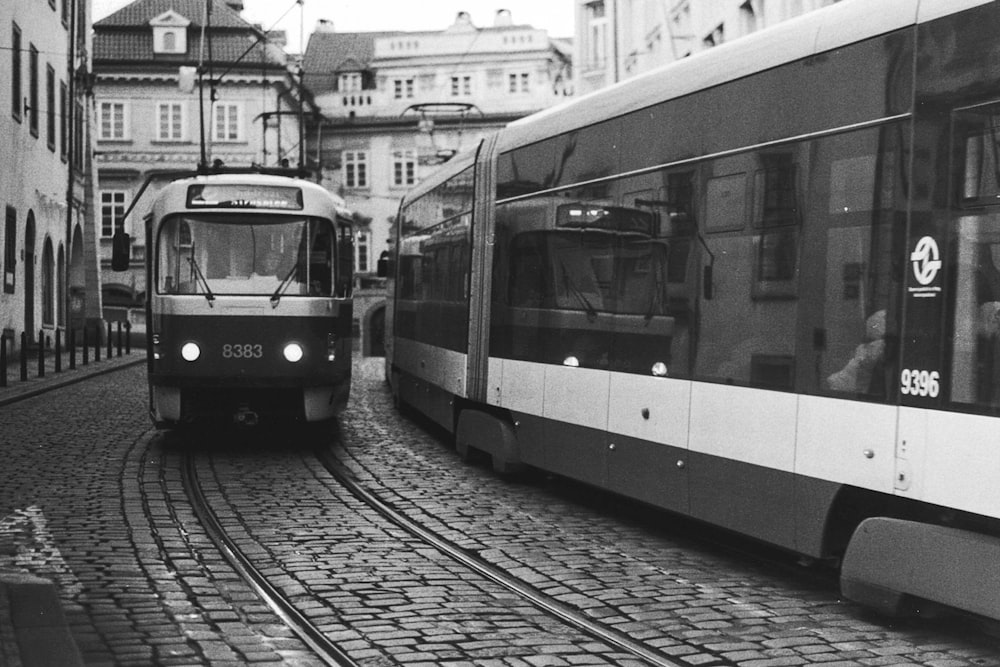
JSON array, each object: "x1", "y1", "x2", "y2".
[
  {"x1": 178, "y1": 436, "x2": 737, "y2": 667},
  {"x1": 180, "y1": 452, "x2": 359, "y2": 667}
]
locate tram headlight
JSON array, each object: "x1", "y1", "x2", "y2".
[
  {"x1": 283, "y1": 342, "x2": 304, "y2": 363},
  {"x1": 181, "y1": 342, "x2": 201, "y2": 362},
  {"x1": 563, "y1": 356, "x2": 580, "y2": 367},
  {"x1": 651, "y1": 362, "x2": 669, "y2": 377}
]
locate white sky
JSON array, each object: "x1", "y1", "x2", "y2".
[{"x1": 91, "y1": 0, "x2": 576, "y2": 53}]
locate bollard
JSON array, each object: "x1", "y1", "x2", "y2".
[
  {"x1": 0, "y1": 335, "x2": 7, "y2": 388},
  {"x1": 69, "y1": 328, "x2": 76, "y2": 370},
  {"x1": 106, "y1": 322, "x2": 112, "y2": 360},
  {"x1": 55, "y1": 329, "x2": 62, "y2": 373},
  {"x1": 125, "y1": 321, "x2": 131, "y2": 355},
  {"x1": 82, "y1": 326, "x2": 89, "y2": 365},
  {"x1": 94, "y1": 322, "x2": 101, "y2": 363},
  {"x1": 37, "y1": 330, "x2": 44, "y2": 379},
  {"x1": 20, "y1": 331, "x2": 27, "y2": 381},
  {"x1": 116, "y1": 321, "x2": 122, "y2": 358}
]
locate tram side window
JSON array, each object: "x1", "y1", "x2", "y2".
[
  {"x1": 802, "y1": 127, "x2": 902, "y2": 399},
  {"x1": 694, "y1": 153, "x2": 802, "y2": 390},
  {"x1": 950, "y1": 109, "x2": 1000, "y2": 409}
]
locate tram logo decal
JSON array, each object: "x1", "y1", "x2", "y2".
[{"x1": 909, "y1": 236, "x2": 942, "y2": 298}]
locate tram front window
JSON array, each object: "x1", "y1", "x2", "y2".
[{"x1": 156, "y1": 216, "x2": 335, "y2": 296}]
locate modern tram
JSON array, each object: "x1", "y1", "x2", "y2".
[
  {"x1": 113, "y1": 171, "x2": 354, "y2": 428},
  {"x1": 384, "y1": 0, "x2": 1000, "y2": 622}
]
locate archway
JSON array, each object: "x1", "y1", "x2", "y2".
[
  {"x1": 366, "y1": 303, "x2": 385, "y2": 357},
  {"x1": 24, "y1": 212, "x2": 35, "y2": 339},
  {"x1": 69, "y1": 224, "x2": 85, "y2": 329}
]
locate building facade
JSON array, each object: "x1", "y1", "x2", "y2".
[
  {"x1": 1, "y1": 0, "x2": 98, "y2": 354},
  {"x1": 302, "y1": 9, "x2": 572, "y2": 354},
  {"x1": 92, "y1": 0, "x2": 309, "y2": 312},
  {"x1": 574, "y1": 0, "x2": 841, "y2": 95}
]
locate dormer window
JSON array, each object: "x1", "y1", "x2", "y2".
[{"x1": 150, "y1": 10, "x2": 190, "y2": 54}]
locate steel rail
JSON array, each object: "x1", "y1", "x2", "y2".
[
  {"x1": 314, "y1": 446, "x2": 713, "y2": 667},
  {"x1": 181, "y1": 454, "x2": 360, "y2": 667}
]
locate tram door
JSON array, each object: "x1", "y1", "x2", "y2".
[
  {"x1": 604, "y1": 187, "x2": 690, "y2": 514},
  {"x1": 892, "y1": 106, "x2": 1000, "y2": 511}
]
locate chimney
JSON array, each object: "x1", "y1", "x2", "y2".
[
  {"x1": 452, "y1": 11, "x2": 473, "y2": 28},
  {"x1": 494, "y1": 9, "x2": 512, "y2": 27},
  {"x1": 225, "y1": 0, "x2": 244, "y2": 12},
  {"x1": 316, "y1": 18, "x2": 336, "y2": 33}
]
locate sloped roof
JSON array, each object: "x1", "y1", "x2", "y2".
[
  {"x1": 93, "y1": 0, "x2": 286, "y2": 69},
  {"x1": 303, "y1": 31, "x2": 401, "y2": 74},
  {"x1": 95, "y1": 0, "x2": 249, "y2": 29}
]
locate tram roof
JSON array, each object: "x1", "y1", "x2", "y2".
[{"x1": 497, "y1": 0, "x2": 990, "y2": 154}]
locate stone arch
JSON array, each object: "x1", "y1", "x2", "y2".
[
  {"x1": 24, "y1": 211, "x2": 36, "y2": 337},
  {"x1": 41, "y1": 236, "x2": 54, "y2": 327},
  {"x1": 69, "y1": 224, "x2": 85, "y2": 329}
]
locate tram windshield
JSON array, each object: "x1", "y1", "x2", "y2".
[{"x1": 156, "y1": 215, "x2": 336, "y2": 297}]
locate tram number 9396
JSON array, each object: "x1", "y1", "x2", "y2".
[
  {"x1": 900, "y1": 368, "x2": 940, "y2": 398},
  {"x1": 222, "y1": 343, "x2": 264, "y2": 359}
]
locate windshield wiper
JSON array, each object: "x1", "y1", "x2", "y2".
[
  {"x1": 186, "y1": 255, "x2": 215, "y2": 307},
  {"x1": 270, "y1": 264, "x2": 299, "y2": 308},
  {"x1": 561, "y1": 262, "x2": 598, "y2": 322}
]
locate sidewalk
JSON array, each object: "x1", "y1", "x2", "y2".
[
  {"x1": 0, "y1": 343, "x2": 145, "y2": 666},
  {"x1": 0, "y1": 342, "x2": 144, "y2": 406}
]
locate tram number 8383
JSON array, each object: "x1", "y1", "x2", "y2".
[{"x1": 222, "y1": 344, "x2": 264, "y2": 359}]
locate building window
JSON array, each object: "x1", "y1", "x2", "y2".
[
  {"x1": 28, "y1": 44, "x2": 38, "y2": 136},
  {"x1": 212, "y1": 102, "x2": 242, "y2": 142},
  {"x1": 73, "y1": 99, "x2": 84, "y2": 169},
  {"x1": 4, "y1": 207, "x2": 15, "y2": 293},
  {"x1": 392, "y1": 150, "x2": 417, "y2": 187},
  {"x1": 99, "y1": 101, "x2": 128, "y2": 140},
  {"x1": 343, "y1": 151, "x2": 368, "y2": 188},
  {"x1": 59, "y1": 81, "x2": 67, "y2": 160},
  {"x1": 586, "y1": 1, "x2": 608, "y2": 69},
  {"x1": 339, "y1": 72, "x2": 362, "y2": 92},
  {"x1": 704, "y1": 23, "x2": 725, "y2": 47},
  {"x1": 508, "y1": 72, "x2": 530, "y2": 93},
  {"x1": 450, "y1": 75, "x2": 472, "y2": 97},
  {"x1": 356, "y1": 230, "x2": 370, "y2": 273},
  {"x1": 157, "y1": 102, "x2": 185, "y2": 141},
  {"x1": 100, "y1": 191, "x2": 127, "y2": 238},
  {"x1": 11, "y1": 24, "x2": 21, "y2": 122},
  {"x1": 46, "y1": 64, "x2": 56, "y2": 151},
  {"x1": 393, "y1": 78, "x2": 414, "y2": 99}
]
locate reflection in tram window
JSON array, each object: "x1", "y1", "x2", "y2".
[
  {"x1": 493, "y1": 201, "x2": 673, "y2": 373},
  {"x1": 951, "y1": 216, "x2": 1000, "y2": 408}
]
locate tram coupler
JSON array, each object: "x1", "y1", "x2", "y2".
[{"x1": 233, "y1": 406, "x2": 260, "y2": 427}]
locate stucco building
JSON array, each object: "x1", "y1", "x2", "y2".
[
  {"x1": 92, "y1": 0, "x2": 309, "y2": 312},
  {"x1": 1, "y1": 0, "x2": 98, "y2": 355},
  {"x1": 574, "y1": 0, "x2": 842, "y2": 95},
  {"x1": 302, "y1": 9, "x2": 572, "y2": 354}
]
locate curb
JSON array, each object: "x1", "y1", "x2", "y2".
[{"x1": 0, "y1": 573, "x2": 84, "y2": 667}]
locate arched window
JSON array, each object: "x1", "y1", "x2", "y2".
[
  {"x1": 41, "y1": 238, "x2": 54, "y2": 326},
  {"x1": 163, "y1": 31, "x2": 176, "y2": 52}
]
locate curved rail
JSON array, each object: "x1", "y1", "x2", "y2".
[{"x1": 181, "y1": 454, "x2": 360, "y2": 667}]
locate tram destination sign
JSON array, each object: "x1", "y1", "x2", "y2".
[{"x1": 187, "y1": 184, "x2": 304, "y2": 210}]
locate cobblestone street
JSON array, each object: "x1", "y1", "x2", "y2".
[{"x1": 0, "y1": 353, "x2": 999, "y2": 666}]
